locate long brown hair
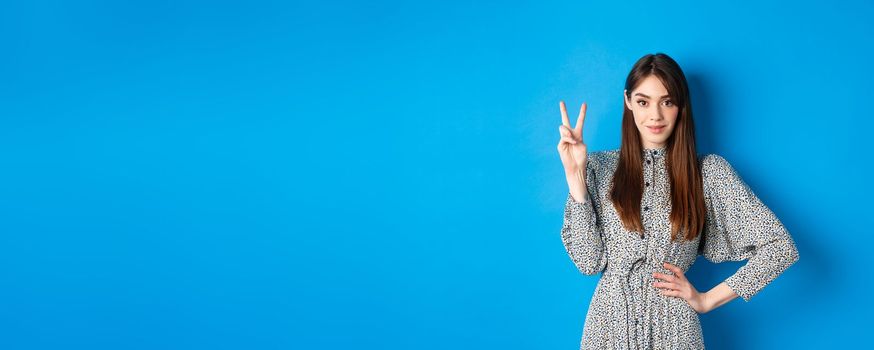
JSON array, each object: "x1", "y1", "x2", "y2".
[{"x1": 609, "y1": 53, "x2": 706, "y2": 242}]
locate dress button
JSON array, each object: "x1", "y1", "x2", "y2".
[
  {"x1": 646, "y1": 160, "x2": 651, "y2": 164},
  {"x1": 643, "y1": 206, "x2": 649, "y2": 211},
  {"x1": 645, "y1": 182, "x2": 650, "y2": 187}
]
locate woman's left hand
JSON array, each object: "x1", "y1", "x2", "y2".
[{"x1": 653, "y1": 262, "x2": 710, "y2": 314}]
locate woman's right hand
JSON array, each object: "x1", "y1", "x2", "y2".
[{"x1": 557, "y1": 101, "x2": 588, "y2": 176}]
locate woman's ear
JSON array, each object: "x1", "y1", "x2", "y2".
[{"x1": 623, "y1": 89, "x2": 632, "y2": 110}]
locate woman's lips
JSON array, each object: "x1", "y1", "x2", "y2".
[{"x1": 647, "y1": 125, "x2": 666, "y2": 134}]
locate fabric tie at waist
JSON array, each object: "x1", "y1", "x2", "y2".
[{"x1": 602, "y1": 245, "x2": 652, "y2": 350}]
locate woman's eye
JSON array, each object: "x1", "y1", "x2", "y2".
[
  {"x1": 636, "y1": 100, "x2": 647, "y2": 106},
  {"x1": 663, "y1": 100, "x2": 673, "y2": 106}
]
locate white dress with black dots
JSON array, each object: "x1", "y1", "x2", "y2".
[{"x1": 561, "y1": 147, "x2": 799, "y2": 349}]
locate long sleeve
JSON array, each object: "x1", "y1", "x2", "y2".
[
  {"x1": 698, "y1": 154, "x2": 800, "y2": 302},
  {"x1": 561, "y1": 155, "x2": 608, "y2": 276}
]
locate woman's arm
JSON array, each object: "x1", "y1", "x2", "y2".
[
  {"x1": 560, "y1": 155, "x2": 608, "y2": 276},
  {"x1": 700, "y1": 282, "x2": 739, "y2": 313},
  {"x1": 698, "y1": 154, "x2": 800, "y2": 302}
]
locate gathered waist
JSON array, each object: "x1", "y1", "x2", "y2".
[{"x1": 603, "y1": 260, "x2": 662, "y2": 277}]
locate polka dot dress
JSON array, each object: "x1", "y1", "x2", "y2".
[{"x1": 561, "y1": 147, "x2": 800, "y2": 349}]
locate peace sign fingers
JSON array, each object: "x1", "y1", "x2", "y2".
[
  {"x1": 559, "y1": 101, "x2": 587, "y2": 140},
  {"x1": 557, "y1": 100, "x2": 590, "y2": 179}
]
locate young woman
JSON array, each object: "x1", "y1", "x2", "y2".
[{"x1": 556, "y1": 53, "x2": 799, "y2": 349}]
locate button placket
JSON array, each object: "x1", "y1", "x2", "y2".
[
  {"x1": 643, "y1": 150, "x2": 655, "y2": 219},
  {"x1": 634, "y1": 148, "x2": 665, "y2": 349}
]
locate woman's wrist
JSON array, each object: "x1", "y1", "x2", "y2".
[
  {"x1": 565, "y1": 169, "x2": 587, "y2": 203},
  {"x1": 699, "y1": 291, "x2": 713, "y2": 313},
  {"x1": 700, "y1": 282, "x2": 739, "y2": 313}
]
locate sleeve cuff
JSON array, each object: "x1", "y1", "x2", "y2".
[
  {"x1": 566, "y1": 190, "x2": 593, "y2": 212},
  {"x1": 724, "y1": 273, "x2": 754, "y2": 302}
]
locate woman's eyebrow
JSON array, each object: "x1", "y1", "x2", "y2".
[{"x1": 633, "y1": 92, "x2": 671, "y2": 99}]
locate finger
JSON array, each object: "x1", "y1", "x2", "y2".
[
  {"x1": 659, "y1": 289, "x2": 681, "y2": 298},
  {"x1": 560, "y1": 136, "x2": 577, "y2": 144},
  {"x1": 559, "y1": 126, "x2": 578, "y2": 142},
  {"x1": 575, "y1": 102, "x2": 587, "y2": 133},
  {"x1": 652, "y1": 281, "x2": 679, "y2": 290},
  {"x1": 663, "y1": 262, "x2": 685, "y2": 278},
  {"x1": 560, "y1": 101, "x2": 571, "y2": 127},
  {"x1": 653, "y1": 272, "x2": 677, "y2": 283}
]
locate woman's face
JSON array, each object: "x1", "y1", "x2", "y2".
[{"x1": 624, "y1": 75, "x2": 679, "y2": 149}]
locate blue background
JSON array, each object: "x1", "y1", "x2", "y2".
[{"x1": 1, "y1": 0, "x2": 871, "y2": 349}]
